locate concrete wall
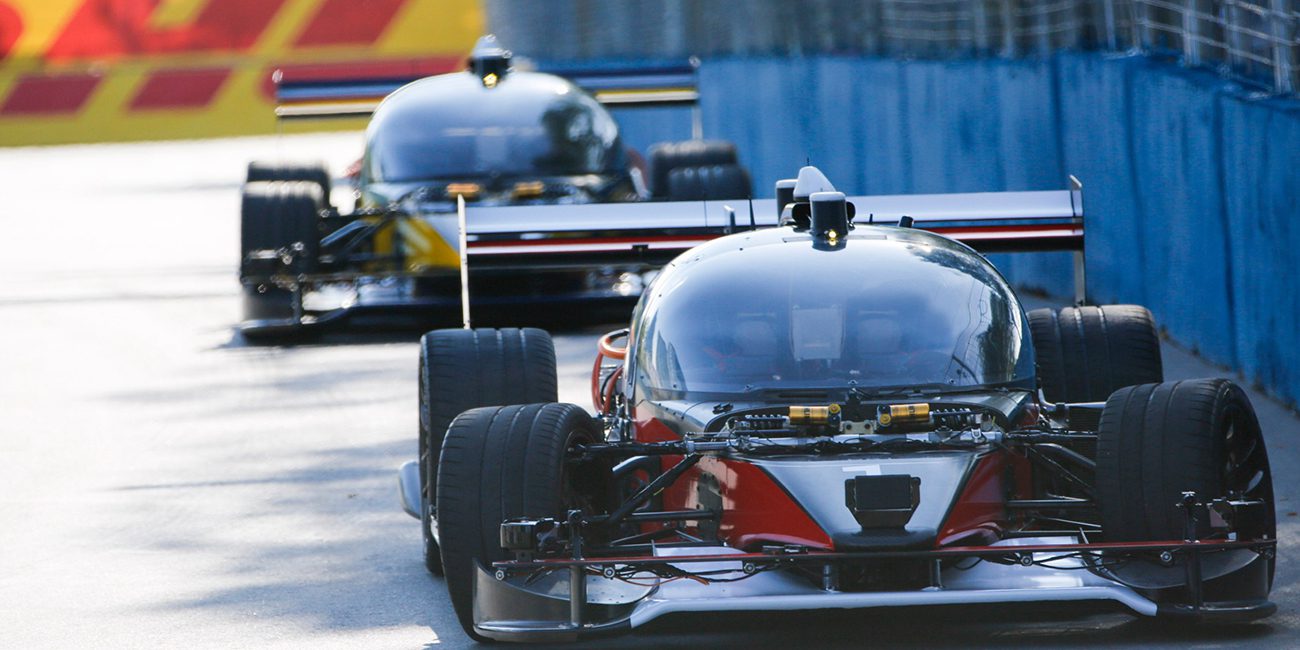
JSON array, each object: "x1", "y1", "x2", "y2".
[{"x1": 612, "y1": 52, "x2": 1300, "y2": 405}]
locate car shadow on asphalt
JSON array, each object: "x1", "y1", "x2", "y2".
[{"x1": 117, "y1": 436, "x2": 458, "y2": 639}]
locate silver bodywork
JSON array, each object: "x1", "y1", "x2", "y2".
[
  {"x1": 471, "y1": 537, "x2": 1160, "y2": 642},
  {"x1": 750, "y1": 453, "x2": 975, "y2": 540}
]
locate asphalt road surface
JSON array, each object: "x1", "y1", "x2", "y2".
[{"x1": 1, "y1": 134, "x2": 1296, "y2": 649}]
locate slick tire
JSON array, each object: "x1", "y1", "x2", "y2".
[
  {"x1": 418, "y1": 328, "x2": 557, "y2": 575},
  {"x1": 239, "y1": 182, "x2": 324, "y2": 339},
  {"x1": 647, "y1": 140, "x2": 738, "y2": 198},
  {"x1": 1096, "y1": 379, "x2": 1275, "y2": 602},
  {"x1": 437, "y1": 403, "x2": 601, "y2": 641},
  {"x1": 1028, "y1": 305, "x2": 1162, "y2": 403},
  {"x1": 246, "y1": 160, "x2": 332, "y2": 203},
  {"x1": 1097, "y1": 378, "x2": 1273, "y2": 540},
  {"x1": 666, "y1": 163, "x2": 752, "y2": 201},
  {"x1": 239, "y1": 181, "x2": 324, "y2": 279}
]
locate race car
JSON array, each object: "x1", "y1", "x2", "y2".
[
  {"x1": 397, "y1": 167, "x2": 1276, "y2": 642},
  {"x1": 238, "y1": 35, "x2": 752, "y2": 339}
]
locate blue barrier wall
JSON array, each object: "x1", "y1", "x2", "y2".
[{"x1": 611, "y1": 51, "x2": 1300, "y2": 405}]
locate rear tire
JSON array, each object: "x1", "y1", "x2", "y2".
[
  {"x1": 665, "y1": 163, "x2": 752, "y2": 200},
  {"x1": 437, "y1": 403, "x2": 601, "y2": 641},
  {"x1": 418, "y1": 328, "x2": 557, "y2": 575},
  {"x1": 1028, "y1": 305, "x2": 1162, "y2": 403},
  {"x1": 246, "y1": 160, "x2": 332, "y2": 203},
  {"x1": 647, "y1": 140, "x2": 739, "y2": 198}
]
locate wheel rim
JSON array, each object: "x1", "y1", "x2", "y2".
[
  {"x1": 1216, "y1": 399, "x2": 1275, "y2": 556},
  {"x1": 1222, "y1": 408, "x2": 1270, "y2": 500},
  {"x1": 559, "y1": 428, "x2": 605, "y2": 519}
]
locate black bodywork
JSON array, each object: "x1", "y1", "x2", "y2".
[{"x1": 240, "y1": 37, "x2": 740, "y2": 337}]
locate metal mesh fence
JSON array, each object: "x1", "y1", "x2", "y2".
[{"x1": 486, "y1": 0, "x2": 1298, "y2": 94}]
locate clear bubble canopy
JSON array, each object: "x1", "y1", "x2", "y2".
[{"x1": 631, "y1": 225, "x2": 1035, "y2": 398}]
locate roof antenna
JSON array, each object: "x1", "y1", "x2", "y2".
[
  {"x1": 746, "y1": 194, "x2": 756, "y2": 230},
  {"x1": 869, "y1": 213, "x2": 874, "y2": 224}
]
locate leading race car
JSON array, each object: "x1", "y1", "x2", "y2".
[
  {"x1": 238, "y1": 36, "x2": 752, "y2": 340},
  {"x1": 397, "y1": 167, "x2": 1276, "y2": 642}
]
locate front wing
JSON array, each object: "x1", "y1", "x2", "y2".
[{"x1": 472, "y1": 537, "x2": 1275, "y2": 642}]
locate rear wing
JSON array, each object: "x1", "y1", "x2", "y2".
[
  {"x1": 273, "y1": 61, "x2": 701, "y2": 127},
  {"x1": 461, "y1": 177, "x2": 1087, "y2": 303}
]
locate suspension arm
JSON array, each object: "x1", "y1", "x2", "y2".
[{"x1": 599, "y1": 453, "x2": 702, "y2": 526}]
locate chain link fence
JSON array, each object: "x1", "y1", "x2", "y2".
[{"x1": 486, "y1": 0, "x2": 1298, "y2": 94}]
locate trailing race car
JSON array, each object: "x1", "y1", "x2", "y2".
[
  {"x1": 238, "y1": 36, "x2": 752, "y2": 339},
  {"x1": 397, "y1": 167, "x2": 1276, "y2": 642}
]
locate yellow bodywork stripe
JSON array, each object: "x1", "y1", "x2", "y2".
[{"x1": 371, "y1": 216, "x2": 460, "y2": 272}]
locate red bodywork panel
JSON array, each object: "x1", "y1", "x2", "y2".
[
  {"x1": 936, "y1": 453, "x2": 1010, "y2": 546},
  {"x1": 634, "y1": 411, "x2": 833, "y2": 550},
  {"x1": 628, "y1": 403, "x2": 1028, "y2": 552}
]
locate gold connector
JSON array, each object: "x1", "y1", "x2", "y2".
[
  {"x1": 789, "y1": 403, "x2": 840, "y2": 424},
  {"x1": 445, "y1": 183, "x2": 481, "y2": 200},
  {"x1": 880, "y1": 403, "x2": 930, "y2": 427},
  {"x1": 512, "y1": 181, "x2": 545, "y2": 198}
]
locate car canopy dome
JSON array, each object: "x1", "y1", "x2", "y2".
[
  {"x1": 631, "y1": 227, "x2": 1035, "y2": 398},
  {"x1": 364, "y1": 71, "x2": 625, "y2": 183}
]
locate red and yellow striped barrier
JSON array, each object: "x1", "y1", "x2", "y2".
[{"x1": 0, "y1": 0, "x2": 483, "y2": 145}]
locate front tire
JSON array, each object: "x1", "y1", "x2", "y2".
[
  {"x1": 1096, "y1": 379, "x2": 1275, "y2": 605},
  {"x1": 240, "y1": 181, "x2": 324, "y2": 278},
  {"x1": 437, "y1": 403, "x2": 601, "y2": 641},
  {"x1": 418, "y1": 328, "x2": 557, "y2": 574},
  {"x1": 1097, "y1": 378, "x2": 1273, "y2": 541},
  {"x1": 238, "y1": 181, "x2": 324, "y2": 342}
]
